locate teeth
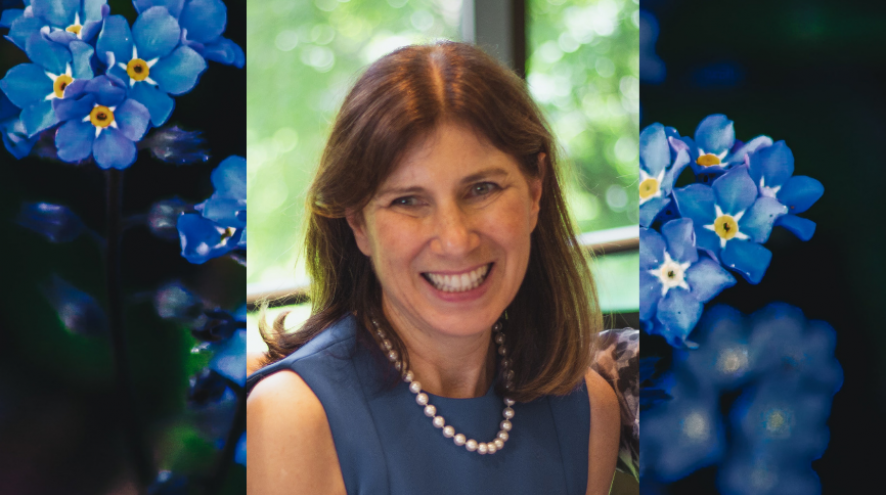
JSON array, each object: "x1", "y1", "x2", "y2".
[{"x1": 425, "y1": 264, "x2": 490, "y2": 292}]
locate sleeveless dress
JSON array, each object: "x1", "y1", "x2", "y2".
[{"x1": 246, "y1": 314, "x2": 592, "y2": 495}]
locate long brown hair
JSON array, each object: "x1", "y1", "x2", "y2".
[{"x1": 259, "y1": 41, "x2": 601, "y2": 402}]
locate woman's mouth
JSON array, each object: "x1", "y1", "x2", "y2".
[{"x1": 421, "y1": 263, "x2": 493, "y2": 293}]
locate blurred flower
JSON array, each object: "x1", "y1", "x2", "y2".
[
  {"x1": 747, "y1": 141, "x2": 824, "y2": 241},
  {"x1": 673, "y1": 165, "x2": 786, "y2": 284},
  {"x1": 16, "y1": 201, "x2": 84, "y2": 242},
  {"x1": 51, "y1": 75, "x2": 150, "y2": 168},
  {"x1": 187, "y1": 368, "x2": 229, "y2": 405},
  {"x1": 234, "y1": 432, "x2": 246, "y2": 465},
  {"x1": 134, "y1": 0, "x2": 245, "y2": 68},
  {"x1": 41, "y1": 274, "x2": 108, "y2": 337},
  {"x1": 640, "y1": 218, "x2": 735, "y2": 347},
  {"x1": 1, "y1": 0, "x2": 108, "y2": 50},
  {"x1": 148, "y1": 197, "x2": 193, "y2": 240},
  {"x1": 97, "y1": 7, "x2": 207, "y2": 126},
  {"x1": 153, "y1": 280, "x2": 206, "y2": 327},
  {"x1": 139, "y1": 124, "x2": 209, "y2": 164},
  {"x1": 209, "y1": 328, "x2": 245, "y2": 386},
  {"x1": 678, "y1": 114, "x2": 773, "y2": 183},
  {"x1": 719, "y1": 452, "x2": 821, "y2": 495},
  {"x1": 0, "y1": 115, "x2": 40, "y2": 158},
  {"x1": 639, "y1": 123, "x2": 689, "y2": 227},
  {"x1": 192, "y1": 308, "x2": 244, "y2": 342},
  {"x1": 640, "y1": 357, "x2": 671, "y2": 412},
  {"x1": 0, "y1": 30, "x2": 95, "y2": 136},
  {"x1": 672, "y1": 305, "x2": 753, "y2": 392}
]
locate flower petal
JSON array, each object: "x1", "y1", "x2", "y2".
[
  {"x1": 639, "y1": 226, "x2": 666, "y2": 270},
  {"x1": 177, "y1": 213, "x2": 236, "y2": 264},
  {"x1": 640, "y1": 270, "x2": 662, "y2": 322},
  {"x1": 7, "y1": 15, "x2": 44, "y2": 52},
  {"x1": 673, "y1": 183, "x2": 716, "y2": 226},
  {"x1": 776, "y1": 175, "x2": 823, "y2": 214},
  {"x1": 180, "y1": 0, "x2": 226, "y2": 44},
  {"x1": 695, "y1": 229, "x2": 722, "y2": 261},
  {"x1": 133, "y1": 6, "x2": 181, "y2": 61},
  {"x1": 69, "y1": 40, "x2": 95, "y2": 79},
  {"x1": 775, "y1": 214, "x2": 816, "y2": 241},
  {"x1": 83, "y1": 0, "x2": 107, "y2": 22},
  {"x1": 201, "y1": 36, "x2": 245, "y2": 68},
  {"x1": 134, "y1": 0, "x2": 185, "y2": 18},
  {"x1": 1, "y1": 117, "x2": 40, "y2": 159},
  {"x1": 747, "y1": 140, "x2": 794, "y2": 189},
  {"x1": 694, "y1": 114, "x2": 734, "y2": 155},
  {"x1": 712, "y1": 165, "x2": 757, "y2": 215},
  {"x1": 0, "y1": 63, "x2": 54, "y2": 108},
  {"x1": 114, "y1": 98, "x2": 151, "y2": 141},
  {"x1": 211, "y1": 156, "x2": 246, "y2": 198},
  {"x1": 96, "y1": 15, "x2": 133, "y2": 68},
  {"x1": 656, "y1": 288, "x2": 703, "y2": 347},
  {"x1": 725, "y1": 134, "x2": 772, "y2": 165},
  {"x1": 84, "y1": 75, "x2": 127, "y2": 106},
  {"x1": 21, "y1": 99, "x2": 58, "y2": 136},
  {"x1": 0, "y1": 9, "x2": 23, "y2": 29},
  {"x1": 151, "y1": 45, "x2": 207, "y2": 95},
  {"x1": 31, "y1": 0, "x2": 79, "y2": 27},
  {"x1": 640, "y1": 196, "x2": 669, "y2": 228},
  {"x1": 640, "y1": 122, "x2": 669, "y2": 176},
  {"x1": 93, "y1": 127, "x2": 137, "y2": 169},
  {"x1": 129, "y1": 81, "x2": 175, "y2": 127},
  {"x1": 53, "y1": 85, "x2": 94, "y2": 121},
  {"x1": 739, "y1": 196, "x2": 787, "y2": 243},
  {"x1": 55, "y1": 119, "x2": 95, "y2": 162},
  {"x1": 721, "y1": 240, "x2": 771, "y2": 285},
  {"x1": 25, "y1": 30, "x2": 72, "y2": 75},
  {"x1": 661, "y1": 218, "x2": 699, "y2": 264},
  {"x1": 685, "y1": 258, "x2": 735, "y2": 303}
]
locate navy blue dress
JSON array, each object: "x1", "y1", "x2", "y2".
[{"x1": 247, "y1": 315, "x2": 591, "y2": 495}]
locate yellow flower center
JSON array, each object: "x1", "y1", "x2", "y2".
[
  {"x1": 696, "y1": 153, "x2": 721, "y2": 167},
  {"x1": 713, "y1": 215, "x2": 738, "y2": 240},
  {"x1": 90, "y1": 105, "x2": 115, "y2": 128},
  {"x1": 220, "y1": 227, "x2": 236, "y2": 242},
  {"x1": 127, "y1": 58, "x2": 150, "y2": 81},
  {"x1": 66, "y1": 23, "x2": 82, "y2": 35},
  {"x1": 53, "y1": 74, "x2": 73, "y2": 98},
  {"x1": 639, "y1": 178, "x2": 660, "y2": 200}
]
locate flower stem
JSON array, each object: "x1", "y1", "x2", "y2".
[
  {"x1": 204, "y1": 379, "x2": 246, "y2": 495},
  {"x1": 106, "y1": 169, "x2": 153, "y2": 492}
]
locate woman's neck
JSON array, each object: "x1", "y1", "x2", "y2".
[{"x1": 381, "y1": 304, "x2": 497, "y2": 399}]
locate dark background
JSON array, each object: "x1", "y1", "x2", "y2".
[
  {"x1": 0, "y1": 0, "x2": 245, "y2": 493},
  {"x1": 641, "y1": 0, "x2": 886, "y2": 492}
]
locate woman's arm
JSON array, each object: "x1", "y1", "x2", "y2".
[
  {"x1": 585, "y1": 367, "x2": 621, "y2": 495},
  {"x1": 247, "y1": 370, "x2": 347, "y2": 495}
]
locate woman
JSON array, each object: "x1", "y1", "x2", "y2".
[{"x1": 247, "y1": 41, "x2": 629, "y2": 494}]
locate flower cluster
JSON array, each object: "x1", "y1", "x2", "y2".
[
  {"x1": 640, "y1": 114, "x2": 823, "y2": 346},
  {"x1": 642, "y1": 303, "x2": 842, "y2": 494},
  {"x1": 0, "y1": 0, "x2": 242, "y2": 167}
]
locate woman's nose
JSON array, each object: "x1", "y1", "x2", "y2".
[{"x1": 429, "y1": 202, "x2": 480, "y2": 256}]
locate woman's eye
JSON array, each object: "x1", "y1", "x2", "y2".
[
  {"x1": 470, "y1": 182, "x2": 499, "y2": 197},
  {"x1": 391, "y1": 196, "x2": 417, "y2": 207}
]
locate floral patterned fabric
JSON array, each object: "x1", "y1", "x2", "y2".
[{"x1": 592, "y1": 327, "x2": 640, "y2": 480}]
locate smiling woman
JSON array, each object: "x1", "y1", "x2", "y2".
[{"x1": 246, "y1": 42, "x2": 621, "y2": 495}]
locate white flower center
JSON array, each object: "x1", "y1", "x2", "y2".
[{"x1": 648, "y1": 252, "x2": 691, "y2": 297}]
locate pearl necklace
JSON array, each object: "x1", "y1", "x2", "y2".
[{"x1": 370, "y1": 319, "x2": 515, "y2": 455}]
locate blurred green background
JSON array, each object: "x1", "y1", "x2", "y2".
[{"x1": 246, "y1": 0, "x2": 640, "y2": 351}]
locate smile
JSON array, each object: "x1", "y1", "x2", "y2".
[{"x1": 422, "y1": 263, "x2": 492, "y2": 293}]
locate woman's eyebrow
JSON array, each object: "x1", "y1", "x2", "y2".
[
  {"x1": 459, "y1": 167, "x2": 510, "y2": 185},
  {"x1": 377, "y1": 167, "x2": 511, "y2": 197},
  {"x1": 376, "y1": 185, "x2": 426, "y2": 197}
]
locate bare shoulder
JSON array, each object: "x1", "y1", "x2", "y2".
[
  {"x1": 247, "y1": 370, "x2": 346, "y2": 495},
  {"x1": 584, "y1": 368, "x2": 620, "y2": 495}
]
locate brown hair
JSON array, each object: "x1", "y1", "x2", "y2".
[{"x1": 259, "y1": 41, "x2": 601, "y2": 402}]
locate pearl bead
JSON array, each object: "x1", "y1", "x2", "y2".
[
  {"x1": 498, "y1": 430, "x2": 509, "y2": 441},
  {"x1": 404, "y1": 371, "x2": 414, "y2": 383},
  {"x1": 501, "y1": 420, "x2": 512, "y2": 431},
  {"x1": 501, "y1": 358, "x2": 511, "y2": 368},
  {"x1": 503, "y1": 407, "x2": 515, "y2": 419},
  {"x1": 498, "y1": 346, "x2": 507, "y2": 355},
  {"x1": 466, "y1": 439, "x2": 478, "y2": 451},
  {"x1": 494, "y1": 333, "x2": 505, "y2": 344},
  {"x1": 432, "y1": 416, "x2": 445, "y2": 428},
  {"x1": 409, "y1": 381, "x2": 422, "y2": 394},
  {"x1": 505, "y1": 370, "x2": 514, "y2": 381},
  {"x1": 504, "y1": 397, "x2": 515, "y2": 406},
  {"x1": 424, "y1": 405, "x2": 436, "y2": 417},
  {"x1": 454, "y1": 434, "x2": 466, "y2": 446},
  {"x1": 387, "y1": 350, "x2": 398, "y2": 362},
  {"x1": 493, "y1": 322, "x2": 502, "y2": 331},
  {"x1": 416, "y1": 393, "x2": 428, "y2": 406},
  {"x1": 382, "y1": 339, "x2": 393, "y2": 350},
  {"x1": 494, "y1": 438, "x2": 504, "y2": 449},
  {"x1": 486, "y1": 442, "x2": 497, "y2": 454},
  {"x1": 394, "y1": 361, "x2": 402, "y2": 371},
  {"x1": 443, "y1": 426, "x2": 455, "y2": 438},
  {"x1": 477, "y1": 443, "x2": 488, "y2": 454}
]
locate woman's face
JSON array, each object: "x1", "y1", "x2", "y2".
[{"x1": 348, "y1": 123, "x2": 542, "y2": 340}]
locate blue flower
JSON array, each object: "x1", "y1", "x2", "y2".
[
  {"x1": 673, "y1": 165, "x2": 787, "y2": 284},
  {"x1": 96, "y1": 6, "x2": 207, "y2": 126},
  {"x1": 177, "y1": 155, "x2": 245, "y2": 264},
  {"x1": 51, "y1": 74, "x2": 150, "y2": 168},
  {"x1": 16, "y1": 201, "x2": 84, "y2": 242},
  {"x1": 1, "y1": 114, "x2": 40, "y2": 158},
  {"x1": 639, "y1": 123, "x2": 690, "y2": 227},
  {"x1": 0, "y1": 29, "x2": 94, "y2": 136},
  {"x1": 210, "y1": 328, "x2": 245, "y2": 386},
  {"x1": 133, "y1": 0, "x2": 244, "y2": 68},
  {"x1": 679, "y1": 114, "x2": 773, "y2": 183},
  {"x1": 747, "y1": 141, "x2": 824, "y2": 241},
  {"x1": 640, "y1": 218, "x2": 736, "y2": 348},
  {"x1": 2, "y1": 0, "x2": 108, "y2": 50},
  {"x1": 41, "y1": 274, "x2": 108, "y2": 337},
  {"x1": 234, "y1": 432, "x2": 246, "y2": 465}
]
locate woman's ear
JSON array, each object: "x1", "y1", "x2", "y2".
[
  {"x1": 346, "y1": 211, "x2": 372, "y2": 257},
  {"x1": 528, "y1": 152, "x2": 546, "y2": 229}
]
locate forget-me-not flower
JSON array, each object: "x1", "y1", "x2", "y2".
[
  {"x1": 679, "y1": 114, "x2": 773, "y2": 183},
  {"x1": 639, "y1": 123, "x2": 690, "y2": 227},
  {"x1": 97, "y1": 6, "x2": 207, "y2": 126},
  {"x1": 1, "y1": 0, "x2": 108, "y2": 50}
]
